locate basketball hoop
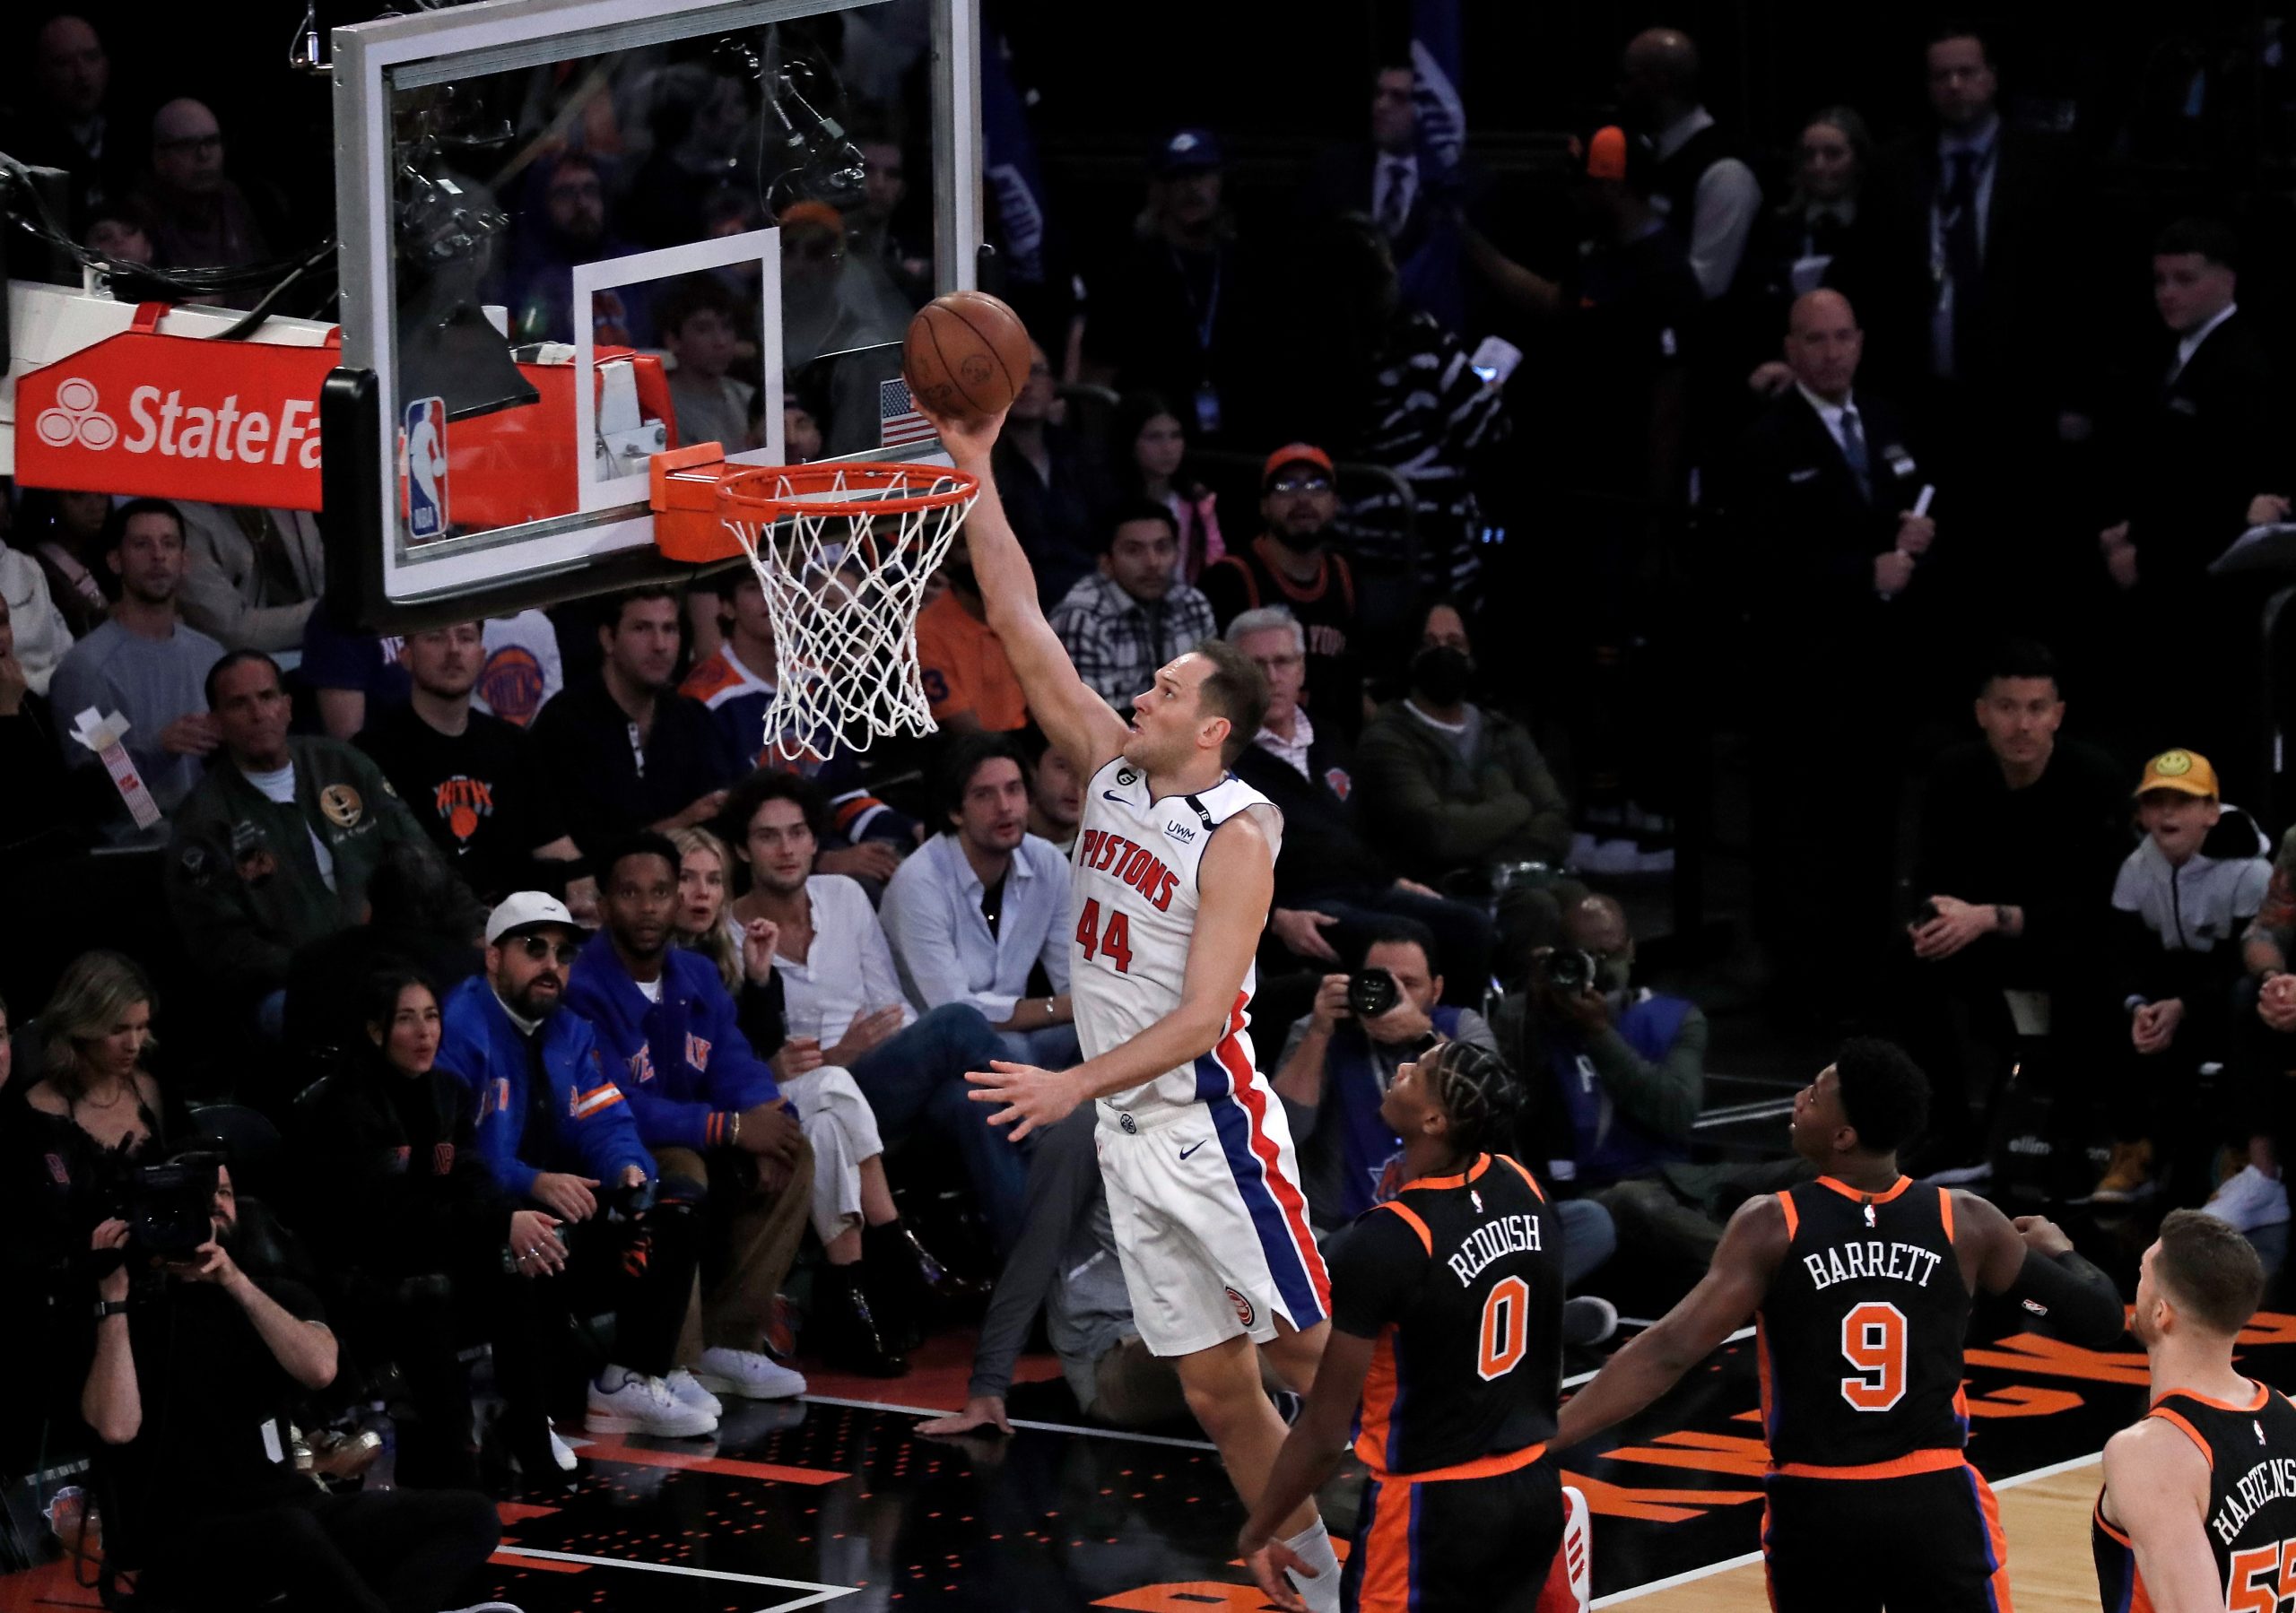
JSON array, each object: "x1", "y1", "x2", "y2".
[{"x1": 654, "y1": 452, "x2": 978, "y2": 752}]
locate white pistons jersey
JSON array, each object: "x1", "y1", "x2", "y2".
[{"x1": 1069, "y1": 758, "x2": 1276, "y2": 1115}]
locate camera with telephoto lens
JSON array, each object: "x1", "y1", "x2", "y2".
[
  {"x1": 1348, "y1": 967, "x2": 1401, "y2": 1019},
  {"x1": 1538, "y1": 947, "x2": 1599, "y2": 995},
  {"x1": 126, "y1": 1152, "x2": 223, "y2": 1256}
]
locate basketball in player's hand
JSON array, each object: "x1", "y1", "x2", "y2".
[{"x1": 902, "y1": 291, "x2": 1033, "y2": 421}]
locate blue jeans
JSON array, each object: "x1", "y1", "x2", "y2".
[
  {"x1": 994, "y1": 1023, "x2": 1083, "y2": 1070},
  {"x1": 848, "y1": 1003, "x2": 1029, "y2": 1253},
  {"x1": 1556, "y1": 1197, "x2": 1616, "y2": 1288}
]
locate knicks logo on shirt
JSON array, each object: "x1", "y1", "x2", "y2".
[
  {"x1": 1324, "y1": 767, "x2": 1352, "y2": 801},
  {"x1": 684, "y1": 1032, "x2": 712, "y2": 1071},
  {"x1": 433, "y1": 1142, "x2": 455, "y2": 1175},
  {"x1": 431, "y1": 776, "x2": 497, "y2": 844},
  {"x1": 478, "y1": 646, "x2": 545, "y2": 727},
  {"x1": 626, "y1": 1045, "x2": 657, "y2": 1084},
  {"x1": 1076, "y1": 828, "x2": 1178, "y2": 912}
]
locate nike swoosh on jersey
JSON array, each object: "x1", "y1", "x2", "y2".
[
  {"x1": 1178, "y1": 1139, "x2": 1208, "y2": 1159},
  {"x1": 1102, "y1": 790, "x2": 1130, "y2": 803}
]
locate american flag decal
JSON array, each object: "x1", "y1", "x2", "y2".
[{"x1": 879, "y1": 378, "x2": 938, "y2": 450}]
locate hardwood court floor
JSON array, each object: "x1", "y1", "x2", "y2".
[{"x1": 1619, "y1": 1461, "x2": 2105, "y2": 1609}]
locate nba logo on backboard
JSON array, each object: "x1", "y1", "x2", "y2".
[{"x1": 402, "y1": 396, "x2": 449, "y2": 542}]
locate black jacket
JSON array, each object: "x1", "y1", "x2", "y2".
[
  {"x1": 526, "y1": 673, "x2": 741, "y2": 858},
  {"x1": 1232, "y1": 730, "x2": 1387, "y2": 904},
  {"x1": 1726, "y1": 386, "x2": 1930, "y2": 633},
  {"x1": 2114, "y1": 311, "x2": 2283, "y2": 591}
]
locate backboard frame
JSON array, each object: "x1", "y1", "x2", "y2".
[{"x1": 326, "y1": 0, "x2": 978, "y2": 627}]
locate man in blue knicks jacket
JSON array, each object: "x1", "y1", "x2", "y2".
[
  {"x1": 566, "y1": 834, "x2": 817, "y2": 1394},
  {"x1": 439, "y1": 890, "x2": 718, "y2": 1452}
]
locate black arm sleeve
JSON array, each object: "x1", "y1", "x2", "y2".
[{"x1": 2005, "y1": 1247, "x2": 2126, "y2": 1349}]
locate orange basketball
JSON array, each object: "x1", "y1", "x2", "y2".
[{"x1": 901, "y1": 291, "x2": 1034, "y2": 421}]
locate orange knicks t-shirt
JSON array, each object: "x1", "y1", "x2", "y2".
[{"x1": 916, "y1": 590, "x2": 1027, "y2": 732}]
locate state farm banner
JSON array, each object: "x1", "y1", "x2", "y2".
[{"x1": 16, "y1": 304, "x2": 335, "y2": 509}]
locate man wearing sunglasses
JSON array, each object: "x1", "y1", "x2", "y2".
[
  {"x1": 440, "y1": 893, "x2": 716, "y2": 1452},
  {"x1": 1198, "y1": 446, "x2": 1367, "y2": 740}
]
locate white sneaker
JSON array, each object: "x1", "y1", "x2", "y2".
[
  {"x1": 665, "y1": 1368, "x2": 723, "y2": 1419},
  {"x1": 2203, "y1": 1166, "x2": 2292, "y2": 1233},
  {"x1": 693, "y1": 1345, "x2": 807, "y2": 1401},
  {"x1": 586, "y1": 1368, "x2": 718, "y2": 1437}
]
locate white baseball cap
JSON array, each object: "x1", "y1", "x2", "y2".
[{"x1": 485, "y1": 891, "x2": 578, "y2": 946}]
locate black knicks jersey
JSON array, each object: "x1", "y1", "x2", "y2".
[
  {"x1": 1755, "y1": 1175, "x2": 1972, "y2": 1470},
  {"x1": 2094, "y1": 1383, "x2": 2296, "y2": 1613},
  {"x1": 1332, "y1": 1152, "x2": 1562, "y2": 1479}
]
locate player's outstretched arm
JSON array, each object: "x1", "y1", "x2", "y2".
[
  {"x1": 2100, "y1": 1419, "x2": 2220, "y2": 1613},
  {"x1": 1554, "y1": 1193, "x2": 1787, "y2": 1450},
  {"x1": 970, "y1": 811, "x2": 1274, "y2": 1138},
  {"x1": 920, "y1": 405, "x2": 1129, "y2": 777},
  {"x1": 1960, "y1": 1196, "x2": 2127, "y2": 1347},
  {"x1": 1238, "y1": 1328, "x2": 1378, "y2": 1613}
]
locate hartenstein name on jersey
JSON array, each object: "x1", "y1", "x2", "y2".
[
  {"x1": 1077, "y1": 827, "x2": 1179, "y2": 913},
  {"x1": 1448, "y1": 1213, "x2": 1544, "y2": 1288},
  {"x1": 2213, "y1": 1456, "x2": 2296, "y2": 1546},
  {"x1": 1802, "y1": 1239, "x2": 1945, "y2": 1291}
]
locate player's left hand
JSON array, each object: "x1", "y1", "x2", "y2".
[
  {"x1": 1238, "y1": 1532, "x2": 1309, "y2": 1613},
  {"x1": 967, "y1": 1061, "x2": 1083, "y2": 1141}
]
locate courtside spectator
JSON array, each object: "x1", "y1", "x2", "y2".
[
  {"x1": 173, "y1": 503, "x2": 322, "y2": 655},
  {"x1": 881, "y1": 735, "x2": 1078, "y2": 1067},
  {"x1": 133, "y1": 98, "x2": 272, "y2": 272},
  {"x1": 722, "y1": 771, "x2": 1023, "y2": 1252},
  {"x1": 300, "y1": 616, "x2": 409, "y2": 740},
  {"x1": 566, "y1": 837, "x2": 822, "y2": 1389},
  {"x1": 167, "y1": 651, "x2": 466, "y2": 1028},
  {"x1": 1198, "y1": 446, "x2": 1366, "y2": 736},
  {"x1": 82, "y1": 1157, "x2": 505, "y2": 1612},
  {"x1": 475, "y1": 611, "x2": 563, "y2": 728},
  {"x1": 439, "y1": 894, "x2": 716, "y2": 1440},
  {"x1": 0, "y1": 527, "x2": 73, "y2": 696},
  {"x1": 1898, "y1": 641, "x2": 2126, "y2": 1175},
  {"x1": 918, "y1": 527, "x2": 1029, "y2": 733},
  {"x1": 2, "y1": 16, "x2": 137, "y2": 225},
  {"x1": 1048, "y1": 503, "x2": 1217, "y2": 709},
  {"x1": 1019, "y1": 723, "x2": 1082, "y2": 854},
  {"x1": 49, "y1": 498, "x2": 222, "y2": 818},
  {"x1": 280, "y1": 843, "x2": 483, "y2": 1062},
  {"x1": 502, "y1": 152, "x2": 645, "y2": 346},
  {"x1": 1227, "y1": 606, "x2": 1494, "y2": 998},
  {"x1": 1110, "y1": 392, "x2": 1223, "y2": 581},
  {"x1": 20, "y1": 488, "x2": 115, "y2": 641},
  {"x1": 992, "y1": 340, "x2": 1108, "y2": 607},
  {"x1": 532, "y1": 586, "x2": 739, "y2": 856},
  {"x1": 2092, "y1": 750, "x2": 2272, "y2": 1209},
  {"x1": 1749, "y1": 108, "x2": 1871, "y2": 321},
  {"x1": 357, "y1": 623, "x2": 589, "y2": 908},
  {"x1": 661, "y1": 276, "x2": 754, "y2": 454},
  {"x1": 1301, "y1": 62, "x2": 1476, "y2": 327},
  {"x1": 1618, "y1": 28, "x2": 1763, "y2": 302},
  {"x1": 680, "y1": 572, "x2": 920, "y2": 880},
  {"x1": 1355, "y1": 601, "x2": 1573, "y2": 887},
  {"x1": 0, "y1": 591, "x2": 77, "y2": 855}
]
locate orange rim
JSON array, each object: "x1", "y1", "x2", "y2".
[{"x1": 717, "y1": 461, "x2": 980, "y2": 521}]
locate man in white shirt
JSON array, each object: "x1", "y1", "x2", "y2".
[
  {"x1": 881, "y1": 733, "x2": 1077, "y2": 1068},
  {"x1": 1619, "y1": 27, "x2": 1761, "y2": 301},
  {"x1": 724, "y1": 768, "x2": 1025, "y2": 1252}
]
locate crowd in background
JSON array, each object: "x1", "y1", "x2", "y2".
[{"x1": 7, "y1": 4, "x2": 2296, "y2": 1601}]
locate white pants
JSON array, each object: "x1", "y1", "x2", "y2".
[{"x1": 781, "y1": 1065, "x2": 884, "y2": 1244}]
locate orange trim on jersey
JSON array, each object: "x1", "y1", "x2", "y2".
[
  {"x1": 1755, "y1": 1314, "x2": 1776, "y2": 1440},
  {"x1": 1375, "y1": 1201, "x2": 1434, "y2": 1255},
  {"x1": 1492, "y1": 1153, "x2": 1548, "y2": 1201},
  {"x1": 1356, "y1": 1476, "x2": 1414, "y2": 1613},
  {"x1": 1969, "y1": 1463, "x2": 2014, "y2": 1611},
  {"x1": 1938, "y1": 1186, "x2": 1955, "y2": 1244},
  {"x1": 1767, "y1": 1446, "x2": 1969, "y2": 1480},
  {"x1": 1813, "y1": 1175, "x2": 1913, "y2": 1206},
  {"x1": 676, "y1": 650, "x2": 750, "y2": 705},
  {"x1": 1366, "y1": 1441, "x2": 1548, "y2": 1486},
  {"x1": 2092, "y1": 1497, "x2": 2132, "y2": 1549},
  {"x1": 1354, "y1": 1324, "x2": 1399, "y2": 1471},
  {"x1": 2157, "y1": 1380, "x2": 2269, "y2": 1414},
  {"x1": 1393, "y1": 1152, "x2": 1493, "y2": 1194},
  {"x1": 2146, "y1": 1405, "x2": 2215, "y2": 1469},
  {"x1": 1775, "y1": 1192, "x2": 1799, "y2": 1241}
]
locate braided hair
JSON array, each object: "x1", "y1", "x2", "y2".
[{"x1": 1422, "y1": 1040, "x2": 1524, "y2": 1164}]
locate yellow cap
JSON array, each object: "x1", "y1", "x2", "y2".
[{"x1": 2135, "y1": 749, "x2": 2219, "y2": 799}]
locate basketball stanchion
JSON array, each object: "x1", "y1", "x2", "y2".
[{"x1": 651, "y1": 446, "x2": 978, "y2": 752}]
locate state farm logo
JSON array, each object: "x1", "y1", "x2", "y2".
[{"x1": 36, "y1": 377, "x2": 118, "y2": 451}]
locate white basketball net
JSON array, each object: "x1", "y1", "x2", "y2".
[{"x1": 719, "y1": 464, "x2": 978, "y2": 754}]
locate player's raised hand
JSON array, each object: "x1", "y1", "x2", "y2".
[
  {"x1": 966, "y1": 1060, "x2": 1083, "y2": 1140},
  {"x1": 1238, "y1": 1533, "x2": 1309, "y2": 1613}
]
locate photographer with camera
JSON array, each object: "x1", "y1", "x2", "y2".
[
  {"x1": 1496, "y1": 894, "x2": 1707, "y2": 1192},
  {"x1": 438, "y1": 893, "x2": 716, "y2": 1444},
  {"x1": 83, "y1": 1151, "x2": 509, "y2": 1613}
]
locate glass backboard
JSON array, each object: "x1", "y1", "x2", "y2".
[{"x1": 329, "y1": 0, "x2": 977, "y2": 616}]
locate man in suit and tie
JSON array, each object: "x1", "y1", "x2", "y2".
[
  {"x1": 1300, "y1": 63, "x2": 1471, "y2": 330},
  {"x1": 1726, "y1": 289, "x2": 1936, "y2": 1015},
  {"x1": 2097, "y1": 219, "x2": 2282, "y2": 787}
]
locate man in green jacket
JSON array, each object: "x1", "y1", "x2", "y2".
[{"x1": 166, "y1": 650, "x2": 474, "y2": 1029}]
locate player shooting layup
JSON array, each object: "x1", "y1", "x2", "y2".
[{"x1": 921, "y1": 403, "x2": 1344, "y2": 1610}]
